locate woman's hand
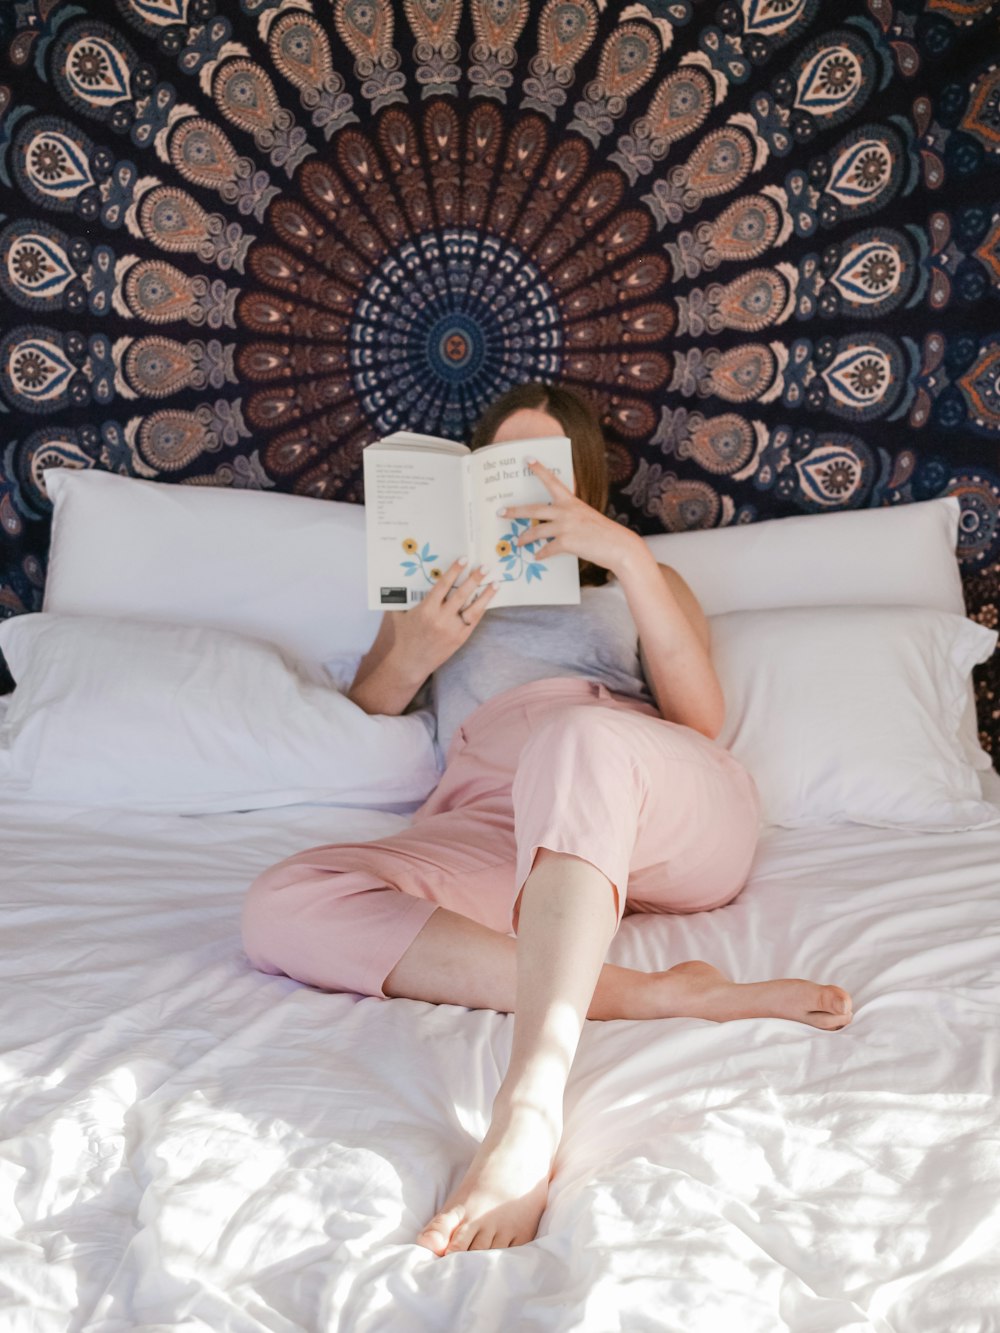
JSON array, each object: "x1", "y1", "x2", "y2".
[
  {"x1": 500, "y1": 460, "x2": 645, "y2": 579},
  {"x1": 390, "y1": 557, "x2": 499, "y2": 678},
  {"x1": 347, "y1": 559, "x2": 498, "y2": 715}
]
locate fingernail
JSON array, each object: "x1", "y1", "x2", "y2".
[
  {"x1": 526, "y1": 456, "x2": 537, "y2": 464},
  {"x1": 477, "y1": 563, "x2": 489, "y2": 574},
  {"x1": 496, "y1": 507, "x2": 507, "y2": 516},
  {"x1": 457, "y1": 556, "x2": 468, "y2": 566},
  {"x1": 491, "y1": 580, "x2": 501, "y2": 589}
]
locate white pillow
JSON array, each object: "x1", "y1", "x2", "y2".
[
  {"x1": 41, "y1": 468, "x2": 383, "y2": 677},
  {"x1": 41, "y1": 469, "x2": 965, "y2": 672},
  {"x1": 34, "y1": 468, "x2": 988, "y2": 771},
  {"x1": 644, "y1": 497, "x2": 986, "y2": 774},
  {"x1": 643, "y1": 497, "x2": 965, "y2": 616},
  {"x1": 711, "y1": 605, "x2": 999, "y2": 831},
  {"x1": 0, "y1": 614, "x2": 442, "y2": 814}
]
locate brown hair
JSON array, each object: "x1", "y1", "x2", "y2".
[{"x1": 470, "y1": 382, "x2": 610, "y2": 587}]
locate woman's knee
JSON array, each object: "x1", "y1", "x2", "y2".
[
  {"x1": 240, "y1": 864, "x2": 295, "y2": 972},
  {"x1": 240, "y1": 863, "x2": 386, "y2": 986}
]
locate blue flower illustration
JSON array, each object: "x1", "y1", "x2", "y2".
[{"x1": 497, "y1": 517, "x2": 548, "y2": 584}]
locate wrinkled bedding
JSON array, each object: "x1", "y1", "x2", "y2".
[{"x1": 2, "y1": 784, "x2": 999, "y2": 1333}]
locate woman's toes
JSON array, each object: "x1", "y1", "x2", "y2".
[
  {"x1": 808, "y1": 986, "x2": 853, "y2": 1029},
  {"x1": 816, "y1": 985, "x2": 852, "y2": 1016},
  {"x1": 445, "y1": 1220, "x2": 479, "y2": 1253},
  {"x1": 813, "y1": 1011, "x2": 851, "y2": 1030},
  {"x1": 416, "y1": 1209, "x2": 462, "y2": 1255}
]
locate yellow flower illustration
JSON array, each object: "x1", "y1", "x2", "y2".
[
  {"x1": 429, "y1": 567, "x2": 442, "y2": 580},
  {"x1": 402, "y1": 537, "x2": 418, "y2": 553},
  {"x1": 495, "y1": 539, "x2": 512, "y2": 557}
]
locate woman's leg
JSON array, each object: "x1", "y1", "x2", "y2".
[
  {"x1": 414, "y1": 847, "x2": 618, "y2": 1255},
  {"x1": 383, "y1": 906, "x2": 853, "y2": 1026},
  {"x1": 243, "y1": 810, "x2": 713, "y2": 1013},
  {"x1": 409, "y1": 851, "x2": 853, "y2": 1256},
  {"x1": 406, "y1": 701, "x2": 853, "y2": 1255},
  {"x1": 245, "y1": 686, "x2": 852, "y2": 1256},
  {"x1": 387, "y1": 699, "x2": 852, "y2": 1028}
]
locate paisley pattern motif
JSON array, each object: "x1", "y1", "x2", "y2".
[{"x1": 0, "y1": 0, "x2": 997, "y2": 761}]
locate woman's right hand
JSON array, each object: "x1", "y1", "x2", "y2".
[{"x1": 391, "y1": 558, "x2": 499, "y2": 678}]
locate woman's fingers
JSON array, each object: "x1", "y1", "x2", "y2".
[
  {"x1": 500, "y1": 502, "x2": 555, "y2": 522},
  {"x1": 426, "y1": 556, "x2": 469, "y2": 603},
  {"x1": 524, "y1": 458, "x2": 572, "y2": 499},
  {"x1": 529, "y1": 539, "x2": 563, "y2": 558},
  {"x1": 429, "y1": 561, "x2": 495, "y2": 627},
  {"x1": 444, "y1": 562, "x2": 490, "y2": 601},
  {"x1": 461, "y1": 579, "x2": 499, "y2": 621},
  {"x1": 516, "y1": 519, "x2": 559, "y2": 547}
]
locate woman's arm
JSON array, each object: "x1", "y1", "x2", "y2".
[
  {"x1": 347, "y1": 559, "x2": 499, "y2": 715},
  {"x1": 503, "y1": 461, "x2": 725, "y2": 740},
  {"x1": 613, "y1": 546, "x2": 725, "y2": 741},
  {"x1": 347, "y1": 613, "x2": 429, "y2": 716}
]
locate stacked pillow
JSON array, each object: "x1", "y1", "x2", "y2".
[
  {"x1": 0, "y1": 613, "x2": 440, "y2": 814},
  {"x1": 0, "y1": 470, "x2": 431, "y2": 813},
  {"x1": 0, "y1": 466, "x2": 995, "y2": 826},
  {"x1": 641, "y1": 497, "x2": 998, "y2": 828},
  {"x1": 708, "y1": 604, "x2": 996, "y2": 830}
]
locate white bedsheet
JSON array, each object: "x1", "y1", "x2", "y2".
[{"x1": 2, "y1": 789, "x2": 999, "y2": 1333}]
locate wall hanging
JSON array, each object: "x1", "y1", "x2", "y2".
[{"x1": 0, "y1": 0, "x2": 997, "y2": 756}]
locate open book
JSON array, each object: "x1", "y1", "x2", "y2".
[{"x1": 362, "y1": 431, "x2": 581, "y2": 611}]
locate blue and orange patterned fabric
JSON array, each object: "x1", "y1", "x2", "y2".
[{"x1": 0, "y1": 1, "x2": 997, "y2": 760}]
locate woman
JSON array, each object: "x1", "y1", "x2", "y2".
[{"x1": 242, "y1": 383, "x2": 852, "y2": 1257}]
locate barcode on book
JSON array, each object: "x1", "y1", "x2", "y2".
[{"x1": 379, "y1": 586, "x2": 408, "y2": 605}]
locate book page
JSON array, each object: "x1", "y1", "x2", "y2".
[
  {"x1": 370, "y1": 431, "x2": 469, "y2": 456},
  {"x1": 468, "y1": 435, "x2": 581, "y2": 607},
  {"x1": 363, "y1": 448, "x2": 470, "y2": 610}
]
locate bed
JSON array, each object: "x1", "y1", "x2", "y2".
[
  {"x1": 2, "y1": 473, "x2": 999, "y2": 1332},
  {"x1": 3, "y1": 776, "x2": 999, "y2": 1332}
]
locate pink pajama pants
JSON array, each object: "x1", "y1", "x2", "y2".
[{"x1": 241, "y1": 677, "x2": 762, "y2": 998}]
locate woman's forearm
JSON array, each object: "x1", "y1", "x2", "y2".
[
  {"x1": 347, "y1": 651, "x2": 431, "y2": 716},
  {"x1": 347, "y1": 618, "x2": 432, "y2": 716},
  {"x1": 612, "y1": 540, "x2": 725, "y2": 740}
]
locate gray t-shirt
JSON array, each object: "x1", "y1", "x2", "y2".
[{"x1": 431, "y1": 578, "x2": 655, "y2": 756}]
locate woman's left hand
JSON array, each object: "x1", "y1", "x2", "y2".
[{"x1": 500, "y1": 459, "x2": 644, "y2": 578}]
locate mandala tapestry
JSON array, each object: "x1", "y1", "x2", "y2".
[{"x1": 0, "y1": 0, "x2": 998, "y2": 759}]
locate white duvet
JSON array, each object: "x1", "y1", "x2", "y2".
[{"x1": 2, "y1": 781, "x2": 999, "y2": 1333}]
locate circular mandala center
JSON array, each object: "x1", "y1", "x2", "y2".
[
  {"x1": 350, "y1": 229, "x2": 562, "y2": 439},
  {"x1": 429, "y1": 313, "x2": 482, "y2": 378}
]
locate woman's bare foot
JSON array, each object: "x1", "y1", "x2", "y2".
[
  {"x1": 416, "y1": 1100, "x2": 560, "y2": 1255},
  {"x1": 649, "y1": 961, "x2": 852, "y2": 1029},
  {"x1": 414, "y1": 963, "x2": 850, "y2": 1255}
]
